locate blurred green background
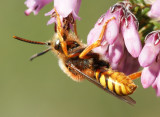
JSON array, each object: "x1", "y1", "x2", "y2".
[{"x1": 1, "y1": 0, "x2": 160, "y2": 117}]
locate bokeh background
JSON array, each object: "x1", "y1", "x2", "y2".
[{"x1": 1, "y1": 0, "x2": 160, "y2": 117}]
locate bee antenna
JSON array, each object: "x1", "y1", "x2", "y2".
[
  {"x1": 13, "y1": 36, "x2": 50, "y2": 45},
  {"x1": 30, "y1": 48, "x2": 51, "y2": 61}
]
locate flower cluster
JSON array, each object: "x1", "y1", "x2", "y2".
[
  {"x1": 24, "y1": 0, "x2": 160, "y2": 96},
  {"x1": 87, "y1": 2, "x2": 141, "y2": 75},
  {"x1": 139, "y1": 31, "x2": 160, "y2": 96},
  {"x1": 138, "y1": 0, "x2": 160, "y2": 96}
]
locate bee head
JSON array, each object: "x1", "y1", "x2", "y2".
[{"x1": 52, "y1": 33, "x2": 81, "y2": 55}]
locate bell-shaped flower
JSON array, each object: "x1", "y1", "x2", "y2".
[
  {"x1": 24, "y1": 0, "x2": 52, "y2": 15},
  {"x1": 148, "y1": 0, "x2": 160, "y2": 18},
  {"x1": 152, "y1": 72, "x2": 160, "y2": 96},
  {"x1": 121, "y1": 14, "x2": 142, "y2": 58},
  {"x1": 107, "y1": 33, "x2": 124, "y2": 64},
  {"x1": 45, "y1": 0, "x2": 81, "y2": 25},
  {"x1": 141, "y1": 60, "x2": 160, "y2": 88},
  {"x1": 139, "y1": 31, "x2": 160, "y2": 67},
  {"x1": 116, "y1": 49, "x2": 140, "y2": 75}
]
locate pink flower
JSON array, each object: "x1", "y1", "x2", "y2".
[
  {"x1": 121, "y1": 14, "x2": 142, "y2": 58},
  {"x1": 87, "y1": 2, "x2": 141, "y2": 74},
  {"x1": 139, "y1": 30, "x2": 160, "y2": 96},
  {"x1": 117, "y1": 50, "x2": 140, "y2": 75},
  {"x1": 107, "y1": 33, "x2": 124, "y2": 64},
  {"x1": 24, "y1": 0, "x2": 81, "y2": 28},
  {"x1": 45, "y1": 0, "x2": 81, "y2": 25},
  {"x1": 139, "y1": 31, "x2": 160, "y2": 67},
  {"x1": 87, "y1": 11, "x2": 120, "y2": 63},
  {"x1": 148, "y1": 0, "x2": 160, "y2": 18},
  {"x1": 152, "y1": 72, "x2": 160, "y2": 96},
  {"x1": 141, "y1": 61, "x2": 160, "y2": 88},
  {"x1": 94, "y1": 10, "x2": 120, "y2": 45},
  {"x1": 24, "y1": 0, "x2": 53, "y2": 15},
  {"x1": 109, "y1": 47, "x2": 140, "y2": 75},
  {"x1": 87, "y1": 7, "x2": 120, "y2": 60}
]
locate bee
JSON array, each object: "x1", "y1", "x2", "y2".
[{"x1": 13, "y1": 8, "x2": 141, "y2": 105}]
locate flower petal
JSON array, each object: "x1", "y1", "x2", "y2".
[
  {"x1": 110, "y1": 62, "x2": 119, "y2": 70},
  {"x1": 139, "y1": 32, "x2": 160, "y2": 67},
  {"x1": 121, "y1": 16, "x2": 142, "y2": 58},
  {"x1": 116, "y1": 51, "x2": 127, "y2": 72},
  {"x1": 141, "y1": 61, "x2": 160, "y2": 88},
  {"x1": 138, "y1": 44, "x2": 159, "y2": 67},
  {"x1": 152, "y1": 71, "x2": 160, "y2": 96},
  {"x1": 24, "y1": 8, "x2": 33, "y2": 16},
  {"x1": 105, "y1": 18, "x2": 119, "y2": 44},
  {"x1": 45, "y1": 0, "x2": 81, "y2": 26},
  {"x1": 101, "y1": 9, "x2": 120, "y2": 44},
  {"x1": 121, "y1": 52, "x2": 140, "y2": 75},
  {"x1": 45, "y1": 9, "x2": 54, "y2": 16},
  {"x1": 108, "y1": 33, "x2": 124, "y2": 63},
  {"x1": 87, "y1": 26, "x2": 108, "y2": 58},
  {"x1": 24, "y1": 0, "x2": 52, "y2": 15},
  {"x1": 46, "y1": 17, "x2": 56, "y2": 25},
  {"x1": 148, "y1": 0, "x2": 160, "y2": 18},
  {"x1": 54, "y1": 0, "x2": 81, "y2": 19},
  {"x1": 87, "y1": 26, "x2": 103, "y2": 46}
]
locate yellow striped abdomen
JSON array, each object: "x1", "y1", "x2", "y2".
[{"x1": 95, "y1": 69, "x2": 137, "y2": 96}]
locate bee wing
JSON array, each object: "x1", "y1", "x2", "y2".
[{"x1": 68, "y1": 63, "x2": 136, "y2": 105}]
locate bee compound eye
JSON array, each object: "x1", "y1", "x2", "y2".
[
  {"x1": 56, "y1": 40, "x2": 60, "y2": 45},
  {"x1": 55, "y1": 40, "x2": 61, "y2": 50}
]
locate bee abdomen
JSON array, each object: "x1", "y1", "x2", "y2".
[
  {"x1": 106, "y1": 77, "x2": 137, "y2": 95},
  {"x1": 95, "y1": 70, "x2": 137, "y2": 95}
]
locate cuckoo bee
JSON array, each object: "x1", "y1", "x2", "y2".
[{"x1": 13, "y1": 8, "x2": 141, "y2": 105}]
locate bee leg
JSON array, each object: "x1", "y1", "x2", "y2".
[
  {"x1": 128, "y1": 71, "x2": 142, "y2": 80},
  {"x1": 54, "y1": 8, "x2": 68, "y2": 56},
  {"x1": 73, "y1": 20, "x2": 78, "y2": 36},
  {"x1": 79, "y1": 17, "x2": 115, "y2": 59}
]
